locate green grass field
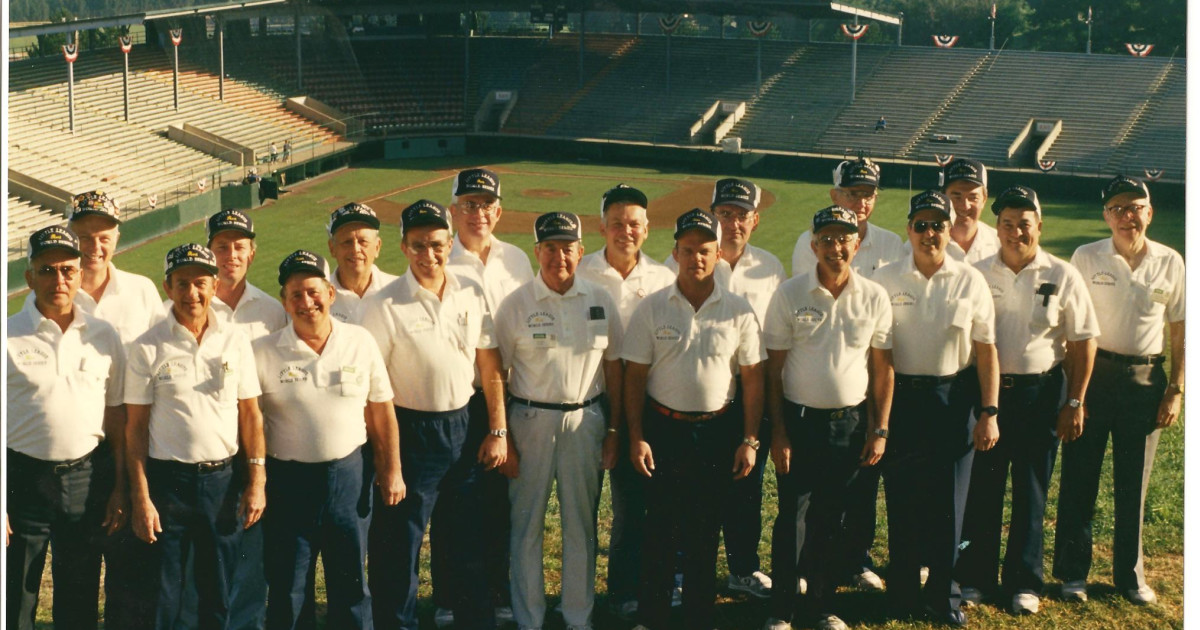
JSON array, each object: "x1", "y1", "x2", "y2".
[{"x1": 19, "y1": 156, "x2": 1184, "y2": 629}]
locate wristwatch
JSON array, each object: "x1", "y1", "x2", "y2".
[
  {"x1": 979, "y1": 405, "x2": 999, "y2": 417},
  {"x1": 1166, "y1": 383, "x2": 1184, "y2": 395},
  {"x1": 488, "y1": 428, "x2": 508, "y2": 438},
  {"x1": 742, "y1": 437, "x2": 761, "y2": 450},
  {"x1": 1066, "y1": 398, "x2": 1083, "y2": 409},
  {"x1": 247, "y1": 458, "x2": 266, "y2": 466},
  {"x1": 873, "y1": 428, "x2": 889, "y2": 439}
]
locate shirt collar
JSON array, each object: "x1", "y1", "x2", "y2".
[
  {"x1": 986, "y1": 247, "x2": 1051, "y2": 274},
  {"x1": 277, "y1": 317, "x2": 339, "y2": 354},
  {"x1": 450, "y1": 234, "x2": 500, "y2": 267},
  {"x1": 332, "y1": 264, "x2": 384, "y2": 292},
  {"x1": 1103, "y1": 237, "x2": 1166, "y2": 261},
  {"x1": 901, "y1": 251, "x2": 955, "y2": 279},
  {"x1": 533, "y1": 273, "x2": 585, "y2": 301},
  {"x1": 401, "y1": 267, "x2": 460, "y2": 299},
  {"x1": 168, "y1": 306, "x2": 223, "y2": 342},
  {"x1": 801, "y1": 267, "x2": 860, "y2": 298},
  {"x1": 21, "y1": 293, "x2": 85, "y2": 335},
  {"x1": 667, "y1": 280, "x2": 724, "y2": 310}
]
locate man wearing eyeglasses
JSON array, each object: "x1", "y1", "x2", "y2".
[
  {"x1": 443, "y1": 168, "x2": 531, "y2": 625},
  {"x1": 956, "y1": 186, "x2": 1098, "y2": 615},
  {"x1": 1053, "y1": 176, "x2": 1184, "y2": 607},
  {"x1": 872, "y1": 190, "x2": 999, "y2": 627},
  {"x1": 7, "y1": 227, "x2": 126, "y2": 630},
  {"x1": 762, "y1": 207, "x2": 894, "y2": 630}
]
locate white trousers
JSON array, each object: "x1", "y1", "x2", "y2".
[{"x1": 508, "y1": 400, "x2": 606, "y2": 630}]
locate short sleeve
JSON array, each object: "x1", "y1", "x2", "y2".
[
  {"x1": 236, "y1": 331, "x2": 262, "y2": 400},
  {"x1": 103, "y1": 329, "x2": 126, "y2": 408},
  {"x1": 476, "y1": 307, "x2": 498, "y2": 350},
  {"x1": 493, "y1": 293, "x2": 518, "y2": 371},
  {"x1": 966, "y1": 268, "x2": 996, "y2": 344},
  {"x1": 621, "y1": 298, "x2": 655, "y2": 365},
  {"x1": 870, "y1": 289, "x2": 894, "y2": 350},
  {"x1": 601, "y1": 292, "x2": 624, "y2": 362},
  {"x1": 124, "y1": 337, "x2": 155, "y2": 405},
  {"x1": 365, "y1": 331, "x2": 394, "y2": 404},
  {"x1": 762, "y1": 288, "x2": 793, "y2": 351},
  {"x1": 736, "y1": 306, "x2": 765, "y2": 366},
  {"x1": 359, "y1": 293, "x2": 395, "y2": 359},
  {"x1": 791, "y1": 233, "x2": 815, "y2": 278},
  {"x1": 1166, "y1": 252, "x2": 1186, "y2": 323},
  {"x1": 1061, "y1": 266, "x2": 1101, "y2": 342}
]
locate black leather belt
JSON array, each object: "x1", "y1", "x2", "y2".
[
  {"x1": 650, "y1": 399, "x2": 731, "y2": 422},
  {"x1": 510, "y1": 394, "x2": 603, "y2": 412},
  {"x1": 1001, "y1": 365, "x2": 1062, "y2": 389},
  {"x1": 151, "y1": 457, "x2": 233, "y2": 474},
  {"x1": 895, "y1": 373, "x2": 959, "y2": 389},
  {"x1": 8, "y1": 447, "x2": 97, "y2": 475},
  {"x1": 1097, "y1": 348, "x2": 1165, "y2": 366},
  {"x1": 797, "y1": 403, "x2": 859, "y2": 420}
]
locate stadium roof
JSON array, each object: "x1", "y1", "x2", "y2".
[{"x1": 8, "y1": 0, "x2": 288, "y2": 38}]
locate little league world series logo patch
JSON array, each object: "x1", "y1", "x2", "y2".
[{"x1": 1090, "y1": 271, "x2": 1117, "y2": 287}]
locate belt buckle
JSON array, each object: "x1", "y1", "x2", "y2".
[
  {"x1": 830, "y1": 409, "x2": 846, "y2": 420},
  {"x1": 197, "y1": 460, "x2": 223, "y2": 473},
  {"x1": 53, "y1": 461, "x2": 72, "y2": 474},
  {"x1": 1001, "y1": 376, "x2": 1015, "y2": 389}
]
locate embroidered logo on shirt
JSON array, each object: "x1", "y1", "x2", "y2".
[
  {"x1": 793, "y1": 307, "x2": 825, "y2": 324},
  {"x1": 155, "y1": 360, "x2": 188, "y2": 382},
  {"x1": 525, "y1": 312, "x2": 555, "y2": 328},
  {"x1": 1090, "y1": 271, "x2": 1117, "y2": 287},
  {"x1": 890, "y1": 291, "x2": 917, "y2": 307},
  {"x1": 654, "y1": 325, "x2": 683, "y2": 341},
  {"x1": 278, "y1": 366, "x2": 309, "y2": 384},
  {"x1": 14, "y1": 348, "x2": 49, "y2": 367}
]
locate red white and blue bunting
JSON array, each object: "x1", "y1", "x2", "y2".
[
  {"x1": 659, "y1": 15, "x2": 681, "y2": 34},
  {"x1": 934, "y1": 154, "x2": 954, "y2": 166},
  {"x1": 62, "y1": 43, "x2": 79, "y2": 63},
  {"x1": 170, "y1": 29, "x2": 183, "y2": 46},
  {"x1": 1037, "y1": 160, "x2": 1056, "y2": 172},
  {"x1": 748, "y1": 20, "x2": 773, "y2": 38},
  {"x1": 933, "y1": 35, "x2": 959, "y2": 48},
  {"x1": 990, "y1": 3, "x2": 997, "y2": 20},
  {"x1": 119, "y1": 35, "x2": 133, "y2": 54},
  {"x1": 1125, "y1": 43, "x2": 1153, "y2": 57},
  {"x1": 841, "y1": 24, "x2": 869, "y2": 40},
  {"x1": 1143, "y1": 168, "x2": 1164, "y2": 181}
]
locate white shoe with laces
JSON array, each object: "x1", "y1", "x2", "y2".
[
  {"x1": 1061, "y1": 580, "x2": 1088, "y2": 602},
  {"x1": 851, "y1": 568, "x2": 884, "y2": 592},
  {"x1": 1125, "y1": 585, "x2": 1157, "y2": 606},
  {"x1": 1012, "y1": 591, "x2": 1040, "y2": 615},
  {"x1": 816, "y1": 614, "x2": 848, "y2": 630},
  {"x1": 728, "y1": 571, "x2": 773, "y2": 598}
]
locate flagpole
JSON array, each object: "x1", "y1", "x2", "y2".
[
  {"x1": 68, "y1": 51, "x2": 75, "y2": 134},
  {"x1": 989, "y1": 4, "x2": 996, "y2": 50},
  {"x1": 850, "y1": 16, "x2": 858, "y2": 104},
  {"x1": 1086, "y1": 7, "x2": 1093, "y2": 54},
  {"x1": 122, "y1": 41, "x2": 129, "y2": 121}
]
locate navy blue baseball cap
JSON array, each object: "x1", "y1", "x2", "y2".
[
  {"x1": 674, "y1": 208, "x2": 720, "y2": 240},
  {"x1": 278, "y1": 249, "x2": 331, "y2": 286},
  {"x1": 812, "y1": 206, "x2": 859, "y2": 233},
  {"x1": 834, "y1": 158, "x2": 881, "y2": 188},
  {"x1": 164, "y1": 243, "x2": 219, "y2": 277},
  {"x1": 909, "y1": 190, "x2": 953, "y2": 219},
  {"x1": 601, "y1": 184, "x2": 648, "y2": 213},
  {"x1": 328, "y1": 202, "x2": 381, "y2": 235},
  {"x1": 711, "y1": 178, "x2": 762, "y2": 212},
  {"x1": 453, "y1": 168, "x2": 502, "y2": 199},
  {"x1": 535, "y1": 212, "x2": 583, "y2": 243},
  {"x1": 400, "y1": 199, "x2": 451, "y2": 235},
  {"x1": 991, "y1": 185, "x2": 1041, "y2": 216},
  {"x1": 1101, "y1": 175, "x2": 1150, "y2": 205},
  {"x1": 28, "y1": 226, "x2": 82, "y2": 261},
  {"x1": 207, "y1": 209, "x2": 256, "y2": 243},
  {"x1": 940, "y1": 158, "x2": 988, "y2": 189}
]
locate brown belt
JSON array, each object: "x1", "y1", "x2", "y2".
[{"x1": 650, "y1": 399, "x2": 731, "y2": 422}]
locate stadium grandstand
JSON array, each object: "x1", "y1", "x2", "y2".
[{"x1": 6, "y1": 0, "x2": 1185, "y2": 262}]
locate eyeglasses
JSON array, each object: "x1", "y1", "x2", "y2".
[
  {"x1": 457, "y1": 199, "x2": 498, "y2": 215},
  {"x1": 1104, "y1": 203, "x2": 1147, "y2": 216},
  {"x1": 840, "y1": 190, "x2": 877, "y2": 201},
  {"x1": 36, "y1": 264, "x2": 80, "y2": 280},
  {"x1": 816, "y1": 234, "x2": 859, "y2": 247},
  {"x1": 407, "y1": 240, "x2": 450, "y2": 255},
  {"x1": 714, "y1": 209, "x2": 756, "y2": 223},
  {"x1": 912, "y1": 220, "x2": 947, "y2": 233}
]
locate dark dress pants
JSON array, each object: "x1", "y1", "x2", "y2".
[{"x1": 723, "y1": 378, "x2": 771, "y2": 578}]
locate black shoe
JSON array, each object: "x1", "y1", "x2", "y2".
[{"x1": 924, "y1": 605, "x2": 967, "y2": 627}]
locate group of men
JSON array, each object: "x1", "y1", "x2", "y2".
[{"x1": 6, "y1": 159, "x2": 1183, "y2": 630}]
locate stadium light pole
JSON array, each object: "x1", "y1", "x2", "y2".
[
  {"x1": 218, "y1": 17, "x2": 225, "y2": 101},
  {"x1": 850, "y1": 16, "x2": 858, "y2": 104},
  {"x1": 295, "y1": 7, "x2": 303, "y2": 91}
]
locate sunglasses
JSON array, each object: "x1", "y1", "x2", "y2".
[{"x1": 912, "y1": 220, "x2": 947, "y2": 233}]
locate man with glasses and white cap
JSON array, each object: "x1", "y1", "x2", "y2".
[
  {"x1": 7, "y1": 226, "x2": 126, "y2": 630},
  {"x1": 494, "y1": 211, "x2": 623, "y2": 630},
  {"x1": 254, "y1": 250, "x2": 403, "y2": 629},
  {"x1": 956, "y1": 186, "x2": 1099, "y2": 615},
  {"x1": 871, "y1": 190, "x2": 999, "y2": 627},
  {"x1": 361, "y1": 199, "x2": 508, "y2": 630},
  {"x1": 762, "y1": 207, "x2": 894, "y2": 630},
  {"x1": 1053, "y1": 175, "x2": 1185, "y2": 607},
  {"x1": 577, "y1": 184, "x2": 676, "y2": 619},
  {"x1": 625, "y1": 208, "x2": 764, "y2": 630},
  {"x1": 125, "y1": 243, "x2": 267, "y2": 629},
  {"x1": 325, "y1": 202, "x2": 399, "y2": 325}
]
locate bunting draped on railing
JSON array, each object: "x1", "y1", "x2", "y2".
[
  {"x1": 119, "y1": 35, "x2": 133, "y2": 53},
  {"x1": 841, "y1": 24, "x2": 869, "y2": 40},
  {"x1": 659, "y1": 15, "x2": 681, "y2": 34},
  {"x1": 62, "y1": 43, "x2": 79, "y2": 63},
  {"x1": 1143, "y1": 168, "x2": 1164, "y2": 181},
  {"x1": 934, "y1": 154, "x2": 954, "y2": 167},
  {"x1": 932, "y1": 35, "x2": 959, "y2": 48},
  {"x1": 748, "y1": 20, "x2": 773, "y2": 38},
  {"x1": 1037, "y1": 160, "x2": 1057, "y2": 172},
  {"x1": 1125, "y1": 43, "x2": 1153, "y2": 56},
  {"x1": 170, "y1": 29, "x2": 183, "y2": 46}
]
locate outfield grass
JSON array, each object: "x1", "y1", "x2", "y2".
[{"x1": 22, "y1": 156, "x2": 1184, "y2": 629}]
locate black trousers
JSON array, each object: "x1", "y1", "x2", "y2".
[
  {"x1": 957, "y1": 366, "x2": 1064, "y2": 596},
  {"x1": 882, "y1": 373, "x2": 976, "y2": 615}
]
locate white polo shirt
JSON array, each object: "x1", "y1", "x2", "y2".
[
  {"x1": 254, "y1": 319, "x2": 394, "y2": 463},
  {"x1": 903, "y1": 222, "x2": 1001, "y2": 265},
  {"x1": 622, "y1": 282, "x2": 764, "y2": 413},
  {"x1": 329, "y1": 265, "x2": 399, "y2": 325},
  {"x1": 72, "y1": 264, "x2": 166, "y2": 344},
  {"x1": 792, "y1": 222, "x2": 903, "y2": 279},
  {"x1": 360, "y1": 269, "x2": 496, "y2": 412},
  {"x1": 975, "y1": 249, "x2": 1100, "y2": 375},
  {"x1": 212, "y1": 282, "x2": 288, "y2": 341},
  {"x1": 447, "y1": 234, "x2": 534, "y2": 314},
  {"x1": 495, "y1": 275, "x2": 622, "y2": 404},
  {"x1": 872, "y1": 255, "x2": 995, "y2": 377},
  {"x1": 577, "y1": 248, "x2": 676, "y2": 327},
  {"x1": 665, "y1": 244, "x2": 784, "y2": 324},
  {"x1": 764, "y1": 270, "x2": 892, "y2": 409},
  {"x1": 1071, "y1": 238, "x2": 1185, "y2": 356},
  {"x1": 125, "y1": 308, "x2": 261, "y2": 463},
  {"x1": 7, "y1": 301, "x2": 125, "y2": 461}
]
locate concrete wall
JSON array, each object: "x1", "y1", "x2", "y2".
[
  {"x1": 168, "y1": 124, "x2": 252, "y2": 166},
  {"x1": 8, "y1": 169, "x2": 73, "y2": 217},
  {"x1": 286, "y1": 96, "x2": 353, "y2": 136}
]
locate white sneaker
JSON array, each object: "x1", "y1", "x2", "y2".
[
  {"x1": 960, "y1": 587, "x2": 982, "y2": 607},
  {"x1": 1061, "y1": 580, "x2": 1088, "y2": 602},
  {"x1": 495, "y1": 605, "x2": 515, "y2": 622},
  {"x1": 851, "y1": 568, "x2": 885, "y2": 592},
  {"x1": 816, "y1": 614, "x2": 848, "y2": 630},
  {"x1": 920, "y1": 566, "x2": 930, "y2": 586},
  {"x1": 728, "y1": 571, "x2": 773, "y2": 598},
  {"x1": 1012, "y1": 591, "x2": 1040, "y2": 615},
  {"x1": 434, "y1": 607, "x2": 454, "y2": 628},
  {"x1": 1125, "y1": 585, "x2": 1157, "y2": 606},
  {"x1": 798, "y1": 577, "x2": 808, "y2": 596},
  {"x1": 762, "y1": 618, "x2": 792, "y2": 630}
]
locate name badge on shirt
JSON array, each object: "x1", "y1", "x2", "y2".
[
  {"x1": 340, "y1": 365, "x2": 365, "y2": 397},
  {"x1": 531, "y1": 332, "x2": 557, "y2": 348},
  {"x1": 589, "y1": 306, "x2": 606, "y2": 321},
  {"x1": 1149, "y1": 286, "x2": 1170, "y2": 305}
]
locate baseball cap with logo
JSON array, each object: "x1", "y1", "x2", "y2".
[
  {"x1": 711, "y1": 178, "x2": 762, "y2": 212},
  {"x1": 400, "y1": 199, "x2": 451, "y2": 235},
  {"x1": 601, "y1": 184, "x2": 649, "y2": 213},
  {"x1": 1101, "y1": 175, "x2": 1151, "y2": 205},
  {"x1": 991, "y1": 185, "x2": 1042, "y2": 216},
  {"x1": 812, "y1": 206, "x2": 859, "y2": 233},
  {"x1": 674, "y1": 208, "x2": 720, "y2": 241},
  {"x1": 164, "y1": 243, "x2": 219, "y2": 277},
  {"x1": 940, "y1": 158, "x2": 988, "y2": 189},
  {"x1": 28, "y1": 226, "x2": 83, "y2": 260},
  {"x1": 453, "y1": 168, "x2": 502, "y2": 199},
  {"x1": 327, "y1": 202, "x2": 381, "y2": 235},
  {"x1": 833, "y1": 158, "x2": 881, "y2": 189},
  {"x1": 535, "y1": 212, "x2": 583, "y2": 243},
  {"x1": 68, "y1": 190, "x2": 122, "y2": 225},
  {"x1": 909, "y1": 190, "x2": 953, "y2": 219},
  {"x1": 207, "y1": 209, "x2": 256, "y2": 243},
  {"x1": 278, "y1": 249, "x2": 331, "y2": 286}
]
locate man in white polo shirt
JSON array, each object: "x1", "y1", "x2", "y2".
[
  {"x1": 872, "y1": 190, "x2": 999, "y2": 627},
  {"x1": 360, "y1": 199, "x2": 508, "y2": 630},
  {"x1": 326, "y1": 202, "x2": 399, "y2": 324},
  {"x1": 7, "y1": 226, "x2": 126, "y2": 630},
  {"x1": 577, "y1": 184, "x2": 675, "y2": 618},
  {"x1": 254, "y1": 250, "x2": 403, "y2": 629},
  {"x1": 624, "y1": 208, "x2": 764, "y2": 630},
  {"x1": 125, "y1": 243, "x2": 267, "y2": 629},
  {"x1": 942, "y1": 159, "x2": 1000, "y2": 264},
  {"x1": 66, "y1": 190, "x2": 164, "y2": 343},
  {"x1": 956, "y1": 186, "x2": 1099, "y2": 615},
  {"x1": 494, "y1": 212, "x2": 624, "y2": 630},
  {"x1": 762, "y1": 207, "x2": 894, "y2": 630},
  {"x1": 790, "y1": 159, "x2": 903, "y2": 593},
  {"x1": 1054, "y1": 175, "x2": 1185, "y2": 606},
  {"x1": 207, "y1": 209, "x2": 288, "y2": 340}
]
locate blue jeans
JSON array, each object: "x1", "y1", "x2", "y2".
[
  {"x1": 6, "y1": 445, "x2": 112, "y2": 630},
  {"x1": 265, "y1": 448, "x2": 372, "y2": 630},
  {"x1": 368, "y1": 405, "x2": 493, "y2": 630}
]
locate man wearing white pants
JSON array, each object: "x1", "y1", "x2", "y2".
[{"x1": 495, "y1": 212, "x2": 624, "y2": 630}]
